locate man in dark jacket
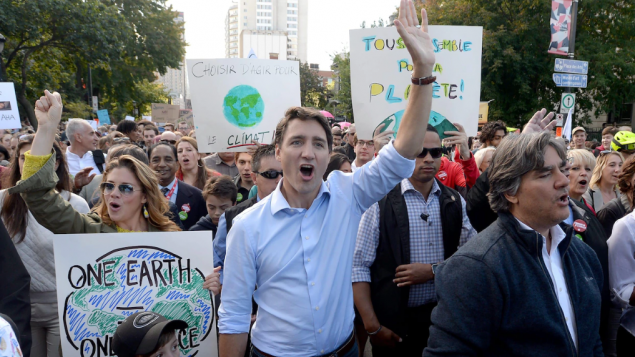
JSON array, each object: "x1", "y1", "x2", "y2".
[
  {"x1": 0, "y1": 219, "x2": 32, "y2": 356},
  {"x1": 424, "y1": 132, "x2": 604, "y2": 356}
]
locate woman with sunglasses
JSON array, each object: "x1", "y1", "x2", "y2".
[
  {"x1": 175, "y1": 137, "x2": 217, "y2": 190},
  {"x1": 1, "y1": 135, "x2": 90, "y2": 357},
  {"x1": 8, "y1": 90, "x2": 180, "y2": 234},
  {"x1": 583, "y1": 150, "x2": 624, "y2": 212}
]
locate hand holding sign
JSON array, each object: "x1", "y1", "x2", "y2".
[
  {"x1": 394, "y1": 0, "x2": 436, "y2": 74},
  {"x1": 373, "y1": 123, "x2": 395, "y2": 154},
  {"x1": 35, "y1": 90, "x2": 63, "y2": 129},
  {"x1": 443, "y1": 122, "x2": 470, "y2": 160}
]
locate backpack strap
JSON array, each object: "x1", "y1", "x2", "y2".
[{"x1": 92, "y1": 150, "x2": 106, "y2": 174}]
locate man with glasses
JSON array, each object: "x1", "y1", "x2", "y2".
[
  {"x1": 353, "y1": 124, "x2": 476, "y2": 357},
  {"x1": 160, "y1": 130, "x2": 178, "y2": 145},
  {"x1": 352, "y1": 134, "x2": 375, "y2": 172}
]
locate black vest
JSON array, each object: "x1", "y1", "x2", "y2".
[{"x1": 370, "y1": 179, "x2": 463, "y2": 337}]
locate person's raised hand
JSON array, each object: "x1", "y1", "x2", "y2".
[
  {"x1": 443, "y1": 123, "x2": 470, "y2": 160},
  {"x1": 522, "y1": 108, "x2": 557, "y2": 134},
  {"x1": 203, "y1": 266, "x2": 222, "y2": 296},
  {"x1": 368, "y1": 325, "x2": 402, "y2": 348},
  {"x1": 74, "y1": 167, "x2": 97, "y2": 190},
  {"x1": 34, "y1": 90, "x2": 63, "y2": 129},
  {"x1": 246, "y1": 140, "x2": 262, "y2": 156},
  {"x1": 373, "y1": 123, "x2": 395, "y2": 154},
  {"x1": 394, "y1": 0, "x2": 436, "y2": 75}
]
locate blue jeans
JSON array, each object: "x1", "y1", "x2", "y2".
[{"x1": 250, "y1": 341, "x2": 359, "y2": 357}]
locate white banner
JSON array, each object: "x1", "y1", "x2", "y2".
[
  {"x1": 186, "y1": 59, "x2": 300, "y2": 152},
  {"x1": 54, "y1": 232, "x2": 217, "y2": 357},
  {"x1": 0, "y1": 82, "x2": 22, "y2": 130},
  {"x1": 350, "y1": 26, "x2": 483, "y2": 139}
]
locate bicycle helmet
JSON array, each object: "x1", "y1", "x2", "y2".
[{"x1": 611, "y1": 131, "x2": 635, "y2": 152}]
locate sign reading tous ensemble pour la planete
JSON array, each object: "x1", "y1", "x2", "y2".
[
  {"x1": 54, "y1": 232, "x2": 218, "y2": 357},
  {"x1": 350, "y1": 26, "x2": 483, "y2": 140},
  {"x1": 186, "y1": 58, "x2": 301, "y2": 153}
]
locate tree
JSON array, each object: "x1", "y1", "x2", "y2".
[
  {"x1": 330, "y1": 52, "x2": 354, "y2": 121},
  {"x1": 415, "y1": 0, "x2": 635, "y2": 127},
  {"x1": 299, "y1": 62, "x2": 329, "y2": 109}
]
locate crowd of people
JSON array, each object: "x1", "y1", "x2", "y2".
[{"x1": 1, "y1": 2, "x2": 635, "y2": 357}]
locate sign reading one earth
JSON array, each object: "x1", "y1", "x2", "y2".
[
  {"x1": 186, "y1": 59, "x2": 301, "y2": 153},
  {"x1": 350, "y1": 26, "x2": 483, "y2": 139},
  {"x1": 54, "y1": 232, "x2": 217, "y2": 357}
]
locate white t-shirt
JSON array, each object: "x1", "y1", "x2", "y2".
[{"x1": 0, "y1": 317, "x2": 22, "y2": 357}]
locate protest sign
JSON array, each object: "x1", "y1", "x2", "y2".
[
  {"x1": 88, "y1": 119, "x2": 98, "y2": 131},
  {"x1": 151, "y1": 104, "x2": 181, "y2": 123},
  {"x1": 0, "y1": 82, "x2": 22, "y2": 130},
  {"x1": 186, "y1": 58, "x2": 300, "y2": 152},
  {"x1": 54, "y1": 232, "x2": 217, "y2": 357},
  {"x1": 97, "y1": 109, "x2": 111, "y2": 125},
  {"x1": 350, "y1": 26, "x2": 483, "y2": 139},
  {"x1": 178, "y1": 110, "x2": 195, "y2": 131},
  {"x1": 124, "y1": 115, "x2": 135, "y2": 121},
  {"x1": 142, "y1": 115, "x2": 152, "y2": 121}
]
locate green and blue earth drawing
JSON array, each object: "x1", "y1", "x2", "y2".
[
  {"x1": 222, "y1": 85, "x2": 265, "y2": 128},
  {"x1": 374, "y1": 109, "x2": 458, "y2": 140}
]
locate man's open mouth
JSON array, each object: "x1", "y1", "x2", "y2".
[{"x1": 300, "y1": 164, "x2": 314, "y2": 180}]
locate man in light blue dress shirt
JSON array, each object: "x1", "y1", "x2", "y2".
[{"x1": 218, "y1": 2, "x2": 438, "y2": 356}]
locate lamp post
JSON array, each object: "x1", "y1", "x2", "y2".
[
  {"x1": 0, "y1": 33, "x2": 6, "y2": 82},
  {"x1": 133, "y1": 101, "x2": 139, "y2": 118}
]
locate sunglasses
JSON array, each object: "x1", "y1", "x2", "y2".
[
  {"x1": 417, "y1": 147, "x2": 444, "y2": 159},
  {"x1": 161, "y1": 139, "x2": 177, "y2": 145},
  {"x1": 254, "y1": 170, "x2": 283, "y2": 179},
  {"x1": 100, "y1": 182, "x2": 142, "y2": 196}
]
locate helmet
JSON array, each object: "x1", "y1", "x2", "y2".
[{"x1": 611, "y1": 131, "x2": 635, "y2": 152}]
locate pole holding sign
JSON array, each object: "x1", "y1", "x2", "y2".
[
  {"x1": 553, "y1": 73, "x2": 587, "y2": 88},
  {"x1": 555, "y1": 58, "x2": 588, "y2": 74},
  {"x1": 560, "y1": 93, "x2": 576, "y2": 114}
]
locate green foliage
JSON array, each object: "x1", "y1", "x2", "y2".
[
  {"x1": 299, "y1": 62, "x2": 329, "y2": 109},
  {"x1": 330, "y1": 52, "x2": 354, "y2": 121},
  {"x1": 63, "y1": 101, "x2": 94, "y2": 121}
]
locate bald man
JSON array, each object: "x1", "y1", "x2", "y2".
[{"x1": 160, "y1": 131, "x2": 178, "y2": 145}]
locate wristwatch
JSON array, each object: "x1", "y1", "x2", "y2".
[{"x1": 431, "y1": 263, "x2": 439, "y2": 276}]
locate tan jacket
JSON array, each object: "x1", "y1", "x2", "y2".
[{"x1": 8, "y1": 154, "x2": 162, "y2": 233}]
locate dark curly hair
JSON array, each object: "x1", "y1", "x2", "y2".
[
  {"x1": 480, "y1": 120, "x2": 507, "y2": 146},
  {"x1": 618, "y1": 155, "x2": 635, "y2": 207}
]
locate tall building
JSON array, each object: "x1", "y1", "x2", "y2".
[
  {"x1": 156, "y1": 12, "x2": 188, "y2": 108},
  {"x1": 225, "y1": 0, "x2": 308, "y2": 62}
]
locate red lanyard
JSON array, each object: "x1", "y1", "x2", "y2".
[{"x1": 165, "y1": 180, "x2": 178, "y2": 200}]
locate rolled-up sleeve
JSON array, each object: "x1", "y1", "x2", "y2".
[
  {"x1": 218, "y1": 217, "x2": 257, "y2": 334},
  {"x1": 352, "y1": 141, "x2": 415, "y2": 213},
  {"x1": 352, "y1": 203, "x2": 381, "y2": 283},
  {"x1": 607, "y1": 216, "x2": 635, "y2": 308}
]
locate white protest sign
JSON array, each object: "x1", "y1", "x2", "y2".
[
  {"x1": 0, "y1": 82, "x2": 22, "y2": 129},
  {"x1": 142, "y1": 115, "x2": 152, "y2": 122},
  {"x1": 54, "y1": 232, "x2": 217, "y2": 357},
  {"x1": 124, "y1": 115, "x2": 135, "y2": 121},
  {"x1": 350, "y1": 26, "x2": 483, "y2": 139},
  {"x1": 186, "y1": 59, "x2": 300, "y2": 152}
]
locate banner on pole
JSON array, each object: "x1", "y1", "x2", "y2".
[
  {"x1": 54, "y1": 232, "x2": 217, "y2": 357},
  {"x1": 0, "y1": 82, "x2": 22, "y2": 130},
  {"x1": 548, "y1": 0, "x2": 573, "y2": 55},
  {"x1": 186, "y1": 58, "x2": 301, "y2": 152},
  {"x1": 350, "y1": 26, "x2": 483, "y2": 139}
]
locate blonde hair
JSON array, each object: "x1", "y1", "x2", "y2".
[
  {"x1": 93, "y1": 155, "x2": 181, "y2": 232},
  {"x1": 589, "y1": 151, "x2": 624, "y2": 190},
  {"x1": 474, "y1": 147, "x2": 496, "y2": 170},
  {"x1": 567, "y1": 149, "x2": 596, "y2": 172}
]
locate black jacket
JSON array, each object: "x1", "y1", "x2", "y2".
[
  {"x1": 424, "y1": 211, "x2": 603, "y2": 357},
  {"x1": 175, "y1": 181, "x2": 207, "y2": 231},
  {"x1": 370, "y1": 181, "x2": 463, "y2": 338},
  {"x1": 343, "y1": 142, "x2": 356, "y2": 162},
  {"x1": 465, "y1": 167, "x2": 498, "y2": 232},
  {"x1": 597, "y1": 196, "x2": 630, "y2": 238},
  {"x1": 225, "y1": 196, "x2": 258, "y2": 232},
  {"x1": 0, "y1": 220, "x2": 31, "y2": 356},
  {"x1": 189, "y1": 215, "x2": 217, "y2": 234}
]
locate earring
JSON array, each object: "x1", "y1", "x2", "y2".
[
  {"x1": 143, "y1": 205, "x2": 149, "y2": 219},
  {"x1": 198, "y1": 161, "x2": 203, "y2": 168}
]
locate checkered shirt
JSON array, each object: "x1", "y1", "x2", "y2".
[{"x1": 352, "y1": 179, "x2": 476, "y2": 307}]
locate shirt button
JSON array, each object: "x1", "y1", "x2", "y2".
[
  {"x1": 559, "y1": 288, "x2": 562, "y2": 292},
  {"x1": 307, "y1": 258, "x2": 311, "y2": 262},
  {"x1": 321, "y1": 350, "x2": 324, "y2": 354},
  {"x1": 315, "y1": 306, "x2": 319, "y2": 311},
  {"x1": 318, "y1": 329, "x2": 322, "y2": 333},
  {"x1": 311, "y1": 282, "x2": 315, "y2": 286},
  {"x1": 305, "y1": 236, "x2": 309, "y2": 240}
]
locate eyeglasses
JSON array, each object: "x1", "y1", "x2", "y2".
[
  {"x1": 357, "y1": 140, "x2": 374, "y2": 148},
  {"x1": 254, "y1": 170, "x2": 283, "y2": 179},
  {"x1": 100, "y1": 182, "x2": 142, "y2": 196},
  {"x1": 161, "y1": 139, "x2": 177, "y2": 145},
  {"x1": 113, "y1": 137, "x2": 131, "y2": 144},
  {"x1": 417, "y1": 147, "x2": 444, "y2": 159}
]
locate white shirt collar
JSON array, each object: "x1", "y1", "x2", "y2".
[
  {"x1": 66, "y1": 146, "x2": 92, "y2": 159},
  {"x1": 515, "y1": 217, "x2": 567, "y2": 254},
  {"x1": 160, "y1": 177, "x2": 178, "y2": 190}
]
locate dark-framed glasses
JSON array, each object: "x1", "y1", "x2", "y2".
[
  {"x1": 161, "y1": 139, "x2": 177, "y2": 145},
  {"x1": 254, "y1": 170, "x2": 283, "y2": 179},
  {"x1": 100, "y1": 182, "x2": 142, "y2": 196},
  {"x1": 417, "y1": 147, "x2": 444, "y2": 159}
]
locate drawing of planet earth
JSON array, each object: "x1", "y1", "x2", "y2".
[
  {"x1": 62, "y1": 247, "x2": 213, "y2": 357},
  {"x1": 373, "y1": 110, "x2": 457, "y2": 140},
  {"x1": 222, "y1": 85, "x2": 265, "y2": 128}
]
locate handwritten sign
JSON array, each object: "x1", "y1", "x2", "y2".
[
  {"x1": 0, "y1": 83, "x2": 21, "y2": 130},
  {"x1": 186, "y1": 58, "x2": 301, "y2": 152},
  {"x1": 97, "y1": 109, "x2": 111, "y2": 125},
  {"x1": 54, "y1": 232, "x2": 217, "y2": 357},
  {"x1": 151, "y1": 104, "x2": 181, "y2": 123},
  {"x1": 124, "y1": 116, "x2": 135, "y2": 121},
  {"x1": 350, "y1": 26, "x2": 483, "y2": 139}
]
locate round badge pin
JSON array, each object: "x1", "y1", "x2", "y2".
[
  {"x1": 573, "y1": 219, "x2": 587, "y2": 233},
  {"x1": 237, "y1": 193, "x2": 243, "y2": 201},
  {"x1": 179, "y1": 211, "x2": 188, "y2": 221},
  {"x1": 181, "y1": 204, "x2": 191, "y2": 213}
]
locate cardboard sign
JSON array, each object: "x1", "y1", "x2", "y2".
[
  {"x1": 0, "y1": 82, "x2": 22, "y2": 130},
  {"x1": 186, "y1": 58, "x2": 301, "y2": 152},
  {"x1": 350, "y1": 26, "x2": 483, "y2": 139},
  {"x1": 151, "y1": 104, "x2": 181, "y2": 124},
  {"x1": 97, "y1": 109, "x2": 111, "y2": 125},
  {"x1": 54, "y1": 232, "x2": 217, "y2": 357},
  {"x1": 178, "y1": 110, "x2": 195, "y2": 132}
]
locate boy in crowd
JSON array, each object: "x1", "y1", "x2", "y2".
[
  {"x1": 190, "y1": 176, "x2": 237, "y2": 233},
  {"x1": 112, "y1": 312, "x2": 187, "y2": 357},
  {"x1": 234, "y1": 152, "x2": 254, "y2": 203}
]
